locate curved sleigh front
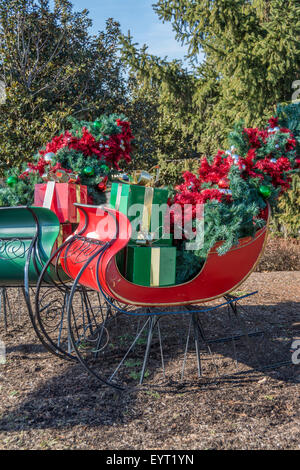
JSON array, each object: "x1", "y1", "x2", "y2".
[
  {"x1": 0, "y1": 206, "x2": 60, "y2": 285},
  {"x1": 59, "y1": 203, "x2": 269, "y2": 307}
]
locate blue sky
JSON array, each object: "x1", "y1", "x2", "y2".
[{"x1": 70, "y1": 0, "x2": 189, "y2": 62}]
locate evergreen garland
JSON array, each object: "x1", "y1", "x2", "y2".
[
  {"x1": 0, "y1": 115, "x2": 134, "y2": 207},
  {"x1": 276, "y1": 103, "x2": 300, "y2": 151},
  {"x1": 51, "y1": 148, "x2": 111, "y2": 205},
  {"x1": 0, "y1": 172, "x2": 39, "y2": 207},
  {"x1": 67, "y1": 114, "x2": 127, "y2": 141},
  {"x1": 173, "y1": 110, "x2": 300, "y2": 283}
]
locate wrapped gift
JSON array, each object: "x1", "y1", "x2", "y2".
[
  {"x1": 51, "y1": 223, "x2": 74, "y2": 267},
  {"x1": 126, "y1": 245, "x2": 176, "y2": 287},
  {"x1": 115, "y1": 248, "x2": 127, "y2": 276},
  {"x1": 53, "y1": 223, "x2": 73, "y2": 252},
  {"x1": 132, "y1": 232, "x2": 174, "y2": 247},
  {"x1": 110, "y1": 182, "x2": 172, "y2": 244},
  {"x1": 34, "y1": 182, "x2": 87, "y2": 223}
]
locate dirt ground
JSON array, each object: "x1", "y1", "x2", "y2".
[{"x1": 0, "y1": 271, "x2": 299, "y2": 450}]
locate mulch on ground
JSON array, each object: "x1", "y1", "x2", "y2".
[
  {"x1": 256, "y1": 237, "x2": 300, "y2": 272},
  {"x1": 0, "y1": 271, "x2": 299, "y2": 450}
]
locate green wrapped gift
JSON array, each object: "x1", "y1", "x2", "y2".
[
  {"x1": 126, "y1": 245, "x2": 176, "y2": 287},
  {"x1": 110, "y1": 182, "x2": 172, "y2": 245},
  {"x1": 128, "y1": 233, "x2": 174, "y2": 247},
  {"x1": 116, "y1": 248, "x2": 127, "y2": 276}
]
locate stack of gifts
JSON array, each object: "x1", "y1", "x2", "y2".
[
  {"x1": 34, "y1": 169, "x2": 87, "y2": 249},
  {"x1": 110, "y1": 172, "x2": 176, "y2": 287}
]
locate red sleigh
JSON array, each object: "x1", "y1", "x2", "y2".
[
  {"x1": 59, "y1": 203, "x2": 269, "y2": 307},
  {"x1": 34, "y1": 202, "x2": 270, "y2": 390}
]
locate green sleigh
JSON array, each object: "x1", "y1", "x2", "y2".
[
  {"x1": 0, "y1": 206, "x2": 71, "y2": 355},
  {"x1": 0, "y1": 206, "x2": 60, "y2": 286}
]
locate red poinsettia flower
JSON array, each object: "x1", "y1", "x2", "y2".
[
  {"x1": 286, "y1": 136, "x2": 296, "y2": 152},
  {"x1": 198, "y1": 151, "x2": 233, "y2": 185},
  {"x1": 100, "y1": 120, "x2": 134, "y2": 169},
  {"x1": 268, "y1": 117, "x2": 279, "y2": 129},
  {"x1": 254, "y1": 156, "x2": 292, "y2": 192},
  {"x1": 280, "y1": 127, "x2": 292, "y2": 134},
  {"x1": 39, "y1": 119, "x2": 134, "y2": 170}
]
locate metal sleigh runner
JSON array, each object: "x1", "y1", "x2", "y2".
[{"x1": 34, "y1": 199, "x2": 270, "y2": 391}]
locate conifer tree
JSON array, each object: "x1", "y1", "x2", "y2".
[
  {"x1": 272, "y1": 103, "x2": 300, "y2": 236},
  {"x1": 121, "y1": 0, "x2": 300, "y2": 157},
  {"x1": 0, "y1": 0, "x2": 127, "y2": 173}
]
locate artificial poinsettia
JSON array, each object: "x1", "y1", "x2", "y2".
[
  {"x1": 38, "y1": 119, "x2": 134, "y2": 168},
  {"x1": 170, "y1": 113, "x2": 299, "y2": 268},
  {"x1": 14, "y1": 115, "x2": 134, "y2": 205},
  {"x1": 198, "y1": 151, "x2": 234, "y2": 185},
  {"x1": 243, "y1": 127, "x2": 268, "y2": 149}
]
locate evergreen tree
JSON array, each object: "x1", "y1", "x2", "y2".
[
  {"x1": 272, "y1": 103, "x2": 300, "y2": 237},
  {"x1": 121, "y1": 44, "x2": 202, "y2": 175},
  {"x1": 121, "y1": 0, "x2": 300, "y2": 159},
  {"x1": 0, "y1": 0, "x2": 127, "y2": 174}
]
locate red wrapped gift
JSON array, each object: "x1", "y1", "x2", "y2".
[
  {"x1": 51, "y1": 223, "x2": 74, "y2": 266},
  {"x1": 53, "y1": 223, "x2": 74, "y2": 252},
  {"x1": 34, "y1": 182, "x2": 87, "y2": 223}
]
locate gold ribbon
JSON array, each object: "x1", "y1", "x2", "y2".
[
  {"x1": 141, "y1": 186, "x2": 154, "y2": 233},
  {"x1": 118, "y1": 166, "x2": 160, "y2": 187},
  {"x1": 76, "y1": 185, "x2": 81, "y2": 223},
  {"x1": 132, "y1": 170, "x2": 153, "y2": 186},
  {"x1": 42, "y1": 169, "x2": 78, "y2": 184},
  {"x1": 150, "y1": 247, "x2": 160, "y2": 286},
  {"x1": 55, "y1": 169, "x2": 69, "y2": 183},
  {"x1": 57, "y1": 225, "x2": 64, "y2": 247},
  {"x1": 55, "y1": 225, "x2": 72, "y2": 265},
  {"x1": 68, "y1": 173, "x2": 78, "y2": 183},
  {"x1": 136, "y1": 231, "x2": 155, "y2": 246},
  {"x1": 118, "y1": 170, "x2": 152, "y2": 186}
]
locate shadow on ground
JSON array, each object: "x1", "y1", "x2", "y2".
[{"x1": 0, "y1": 300, "x2": 299, "y2": 434}]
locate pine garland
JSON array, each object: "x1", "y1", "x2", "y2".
[
  {"x1": 67, "y1": 115, "x2": 126, "y2": 140},
  {"x1": 173, "y1": 109, "x2": 300, "y2": 283},
  {"x1": 0, "y1": 172, "x2": 39, "y2": 207},
  {"x1": 0, "y1": 115, "x2": 134, "y2": 206},
  {"x1": 271, "y1": 102, "x2": 300, "y2": 236}
]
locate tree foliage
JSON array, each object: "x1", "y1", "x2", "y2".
[
  {"x1": 0, "y1": 0, "x2": 127, "y2": 174},
  {"x1": 121, "y1": 0, "x2": 300, "y2": 163},
  {"x1": 120, "y1": 37, "x2": 204, "y2": 168},
  {"x1": 271, "y1": 103, "x2": 300, "y2": 237}
]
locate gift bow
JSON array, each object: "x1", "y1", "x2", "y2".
[
  {"x1": 42, "y1": 168, "x2": 78, "y2": 184},
  {"x1": 135, "y1": 225, "x2": 166, "y2": 246},
  {"x1": 119, "y1": 166, "x2": 160, "y2": 187}
]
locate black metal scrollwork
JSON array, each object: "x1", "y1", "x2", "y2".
[
  {"x1": 0, "y1": 238, "x2": 28, "y2": 260},
  {"x1": 61, "y1": 235, "x2": 106, "y2": 265}
]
